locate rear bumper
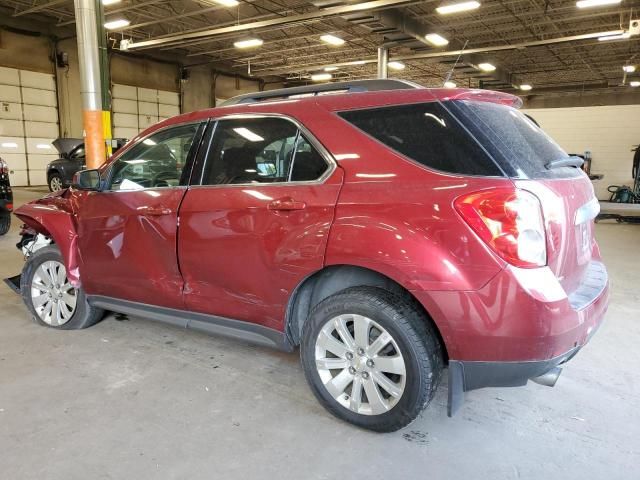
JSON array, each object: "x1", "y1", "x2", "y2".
[
  {"x1": 412, "y1": 260, "x2": 609, "y2": 416},
  {"x1": 414, "y1": 260, "x2": 609, "y2": 362}
]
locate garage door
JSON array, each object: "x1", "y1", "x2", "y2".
[
  {"x1": 112, "y1": 84, "x2": 180, "y2": 140},
  {"x1": 0, "y1": 67, "x2": 59, "y2": 186}
]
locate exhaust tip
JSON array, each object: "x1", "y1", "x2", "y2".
[{"x1": 530, "y1": 366, "x2": 562, "y2": 387}]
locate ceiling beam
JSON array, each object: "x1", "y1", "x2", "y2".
[
  {"x1": 12, "y1": 0, "x2": 69, "y2": 17},
  {"x1": 124, "y1": 0, "x2": 417, "y2": 50}
]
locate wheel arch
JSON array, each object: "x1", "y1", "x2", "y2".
[
  {"x1": 286, "y1": 264, "x2": 450, "y2": 362},
  {"x1": 14, "y1": 203, "x2": 82, "y2": 287}
]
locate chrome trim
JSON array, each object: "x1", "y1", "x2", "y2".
[{"x1": 575, "y1": 197, "x2": 601, "y2": 225}]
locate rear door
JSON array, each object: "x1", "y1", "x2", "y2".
[
  {"x1": 179, "y1": 115, "x2": 343, "y2": 331},
  {"x1": 76, "y1": 122, "x2": 205, "y2": 310}
]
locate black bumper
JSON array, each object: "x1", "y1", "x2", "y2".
[{"x1": 447, "y1": 346, "x2": 581, "y2": 417}]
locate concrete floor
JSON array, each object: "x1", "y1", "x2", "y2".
[{"x1": 1, "y1": 187, "x2": 639, "y2": 480}]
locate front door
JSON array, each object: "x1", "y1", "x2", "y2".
[
  {"x1": 179, "y1": 116, "x2": 343, "y2": 331},
  {"x1": 75, "y1": 122, "x2": 205, "y2": 309}
]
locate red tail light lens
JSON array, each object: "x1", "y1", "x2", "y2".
[
  {"x1": 6, "y1": 203, "x2": 13, "y2": 212},
  {"x1": 454, "y1": 188, "x2": 547, "y2": 268}
]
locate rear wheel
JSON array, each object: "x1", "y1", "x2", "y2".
[
  {"x1": 301, "y1": 286, "x2": 443, "y2": 432},
  {"x1": 0, "y1": 214, "x2": 9, "y2": 236},
  {"x1": 48, "y1": 173, "x2": 63, "y2": 192},
  {"x1": 20, "y1": 245, "x2": 103, "y2": 329}
]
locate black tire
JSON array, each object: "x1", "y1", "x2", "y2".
[
  {"x1": 48, "y1": 173, "x2": 64, "y2": 192},
  {"x1": 300, "y1": 286, "x2": 443, "y2": 432},
  {"x1": 0, "y1": 214, "x2": 10, "y2": 236},
  {"x1": 20, "y1": 245, "x2": 104, "y2": 329}
]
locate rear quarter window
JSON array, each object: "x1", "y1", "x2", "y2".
[
  {"x1": 450, "y1": 100, "x2": 582, "y2": 179},
  {"x1": 338, "y1": 102, "x2": 503, "y2": 177}
]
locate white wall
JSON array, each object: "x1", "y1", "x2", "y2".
[{"x1": 524, "y1": 105, "x2": 640, "y2": 199}]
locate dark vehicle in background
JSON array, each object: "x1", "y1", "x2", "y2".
[
  {"x1": 0, "y1": 157, "x2": 13, "y2": 235},
  {"x1": 47, "y1": 138, "x2": 127, "y2": 192}
]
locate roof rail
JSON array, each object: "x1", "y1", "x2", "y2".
[{"x1": 219, "y1": 78, "x2": 423, "y2": 106}]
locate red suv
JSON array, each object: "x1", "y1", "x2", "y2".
[{"x1": 13, "y1": 80, "x2": 609, "y2": 432}]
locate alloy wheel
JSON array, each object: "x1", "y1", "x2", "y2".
[
  {"x1": 315, "y1": 314, "x2": 406, "y2": 415},
  {"x1": 50, "y1": 176, "x2": 63, "y2": 191},
  {"x1": 30, "y1": 260, "x2": 77, "y2": 326}
]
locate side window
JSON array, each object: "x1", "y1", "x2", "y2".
[
  {"x1": 290, "y1": 135, "x2": 328, "y2": 181},
  {"x1": 201, "y1": 117, "x2": 328, "y2": 185},
  {"x1": 70, "y1": 146, "x2": 85, "y2": 160},
  {"x1": 338, "y1": 102, "x2": 502, "y2": 176},
  {"x1": 108, "y1": 123, "x2": 199, "y2": 191}
]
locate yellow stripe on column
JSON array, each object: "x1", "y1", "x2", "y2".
[{"x1": 102, "y1": 110, "x2": 112, "y2": 157}]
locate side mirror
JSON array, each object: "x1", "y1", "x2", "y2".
[{"x1": 72, "y1": 169, "x2": 101, "y2": 191}]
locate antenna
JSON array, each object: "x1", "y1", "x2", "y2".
[{"x1": 443, "y1": 40, "x2": 469, "y2": 86}]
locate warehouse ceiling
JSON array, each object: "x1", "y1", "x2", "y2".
[{"x1": 1, "y1": 0, "x2": 639, "y2": 95}]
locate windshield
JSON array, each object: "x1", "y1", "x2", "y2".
[{"x1": 450, "y1": 100, "x2": 582, "y2": 179}]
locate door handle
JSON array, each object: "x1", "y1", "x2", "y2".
[
  {"x1": 268, "y1": 197, "x2": 306, "y2": 211},
  {"x1": 141, "y1": 206, "x2": 173, "y2": 216}
]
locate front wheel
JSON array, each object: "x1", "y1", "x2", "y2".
[
  {"x1": 301, "y1": 286, "x2": 443, "y2": 432},
  {"x1": 0, "y1": 214, "x2": 10, "y2": 235},
  {"x1": 48, "y1": 173, "x2": 64, "y2": 192},
  {"x1": 20, "y1": 245, "x2": 103, "y2": 329}
]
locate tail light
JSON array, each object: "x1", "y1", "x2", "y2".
[{"x1": 454, "y1": 188, "x2": 547, "y2": 268}]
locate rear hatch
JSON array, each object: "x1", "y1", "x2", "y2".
[{"x1": 449, "y1": 100, "x2": 598, "y2": 296}]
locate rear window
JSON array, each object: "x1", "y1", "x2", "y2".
[
  {"x1": 450, "y1": 100, "x2": 581, "y2": 179},
  {"x1": 338, "y1": 102, "x2": 503, "y2": 176}
]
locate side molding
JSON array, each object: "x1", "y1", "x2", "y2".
[{"x1": 88, "y1": 296, "x2": 295, "y2": 352}]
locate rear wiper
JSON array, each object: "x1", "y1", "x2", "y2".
[{"x1": 545, "y1": 156, "x2": 584, "y2": 170}]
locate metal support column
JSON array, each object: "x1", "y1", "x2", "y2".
[
  {"x1": 377, "y1": 47, "x2": 389, "y2": 79},
  {"x1": 95, "y1": 0, "x2": 112, "y2": 157},
  {"x1": 73, "y1": 0, "x2": 105, "y2": 169}
]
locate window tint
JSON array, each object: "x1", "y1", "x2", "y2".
[
  {"x1": 339, "y1": 102, "x2": 502, "y2": 176},
  {"x1": 108, "y1": 123, "x2": 199, "y2": 191},
  {"x1": 291, "y1": 136, "x2": 328, "y2": 181},
  {"x1": 450, "y1": 100, "x2": 581, "y2": 179},
  {"x1": 201, "y1": 117, "x2": 327, "y2": 185},
  {"x1": 70, "y1": 146, "x2": 85, "y2": 160}
]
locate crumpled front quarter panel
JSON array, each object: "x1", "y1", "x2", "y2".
[{"x1": 14, "y1": 190, "x2": 83, "y2": 286}]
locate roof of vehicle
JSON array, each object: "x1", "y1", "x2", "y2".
[{"x1": 166, "y1": 84, "x2": 521, "y2": 126}]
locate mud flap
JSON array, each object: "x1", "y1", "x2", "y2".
[{"x1": 3, "y1": 274, "x2": 21, "y2": 295}]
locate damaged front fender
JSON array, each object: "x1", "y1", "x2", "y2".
[{"x1": 14, "y1": 191, "x2": 83, "y2": 288}]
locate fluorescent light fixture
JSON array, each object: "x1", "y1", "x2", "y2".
[
  {"x1": 233, "y1": 38, "x2": 263, "y2": 49},
  {"x1": 576, "y1": 0, "x2": 621, "y2": 8},
  {"x1": 443, "y1": 81, "x2": 457, "y2": 88},
  {"x1": 425, "y1": 33, "x2": 449, "y2": 47},
  {"x1": 478, "y1": 62, "x2": 496, "y2": 72},
  {"x1": 214, "y1": 0, "x2": 239, "y2": 6},
  {"x1": 104, "y1": 19, "x2": 130, "y2": 30},
  {"x1": 631, "y1": 81, "x2": 640, "y2": 87},
  {"x1": 436, "y1": 1, "x2": 481, "y2": 14},
  {"x1": 351, "y1": 60, "x2": 367, "y2": 65},
  {"x1": 324, "y1": 66, "x2": 339, "y2": 72},
  {"x1": 623, "y1": 65, "x2": 636, "y2": 73},
  {"x1": 102, "y1": 0, "x2": 121, "y2": 5},
  {"x1": 320, "y1": 34, "x2": 345, "y2": 46},
  {"x1": 1, "y1": 142, "x2": 18, "y2": 148},
  {"x1": 598, "y1": 32, "x2": 631, "y2": 41},
  {"x1": 387, "y1": 61, "x2": 405, "y2": 70},
  {"x1": 519, "y1": 84, "x2": 533, "y2": 91},
  {"x1": 36, "y1": 144, "x2": 52, "y2": 149},
  {"x1": 311, "y1": 72, "x2": 332, "y2": 82},
  {"x1": 234, "y1": 127, "x2": 264, "y2": 142}
]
